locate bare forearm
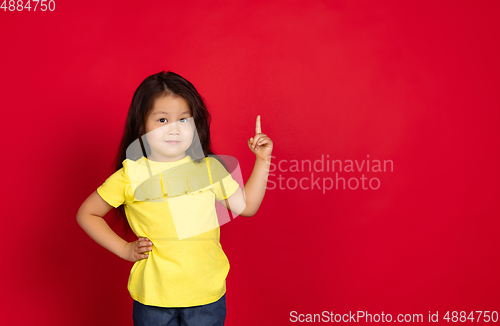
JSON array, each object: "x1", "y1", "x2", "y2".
[
  {"x1": 242, "y1": 157, "x2": 271, "y2": 216},
  {"x1": 76, "y1": 213, "x2": 128, "y2": 259}
]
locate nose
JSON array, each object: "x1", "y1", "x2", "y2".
[{"x1": 166, "y1": 121, "x2": 180, "y2": 135}]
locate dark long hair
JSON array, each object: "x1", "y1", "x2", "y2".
[{"x1": 110, "y1": 71, "x2": 217, "y2": 240}]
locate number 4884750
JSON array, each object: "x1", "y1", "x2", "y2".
[
  {"x1": 1, "y1": 0, "x2": 56, "y2": 11},
  {"x1": 443, "y1": 311, "x2": 498, "y2": 323}
]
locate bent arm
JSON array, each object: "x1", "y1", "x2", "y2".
[
  {"x1": 221, "y1": 156, "x2": 271, "y2": 217},
  {"x1": 76, "y1": 191, "x2": 128, "y2": 259}
]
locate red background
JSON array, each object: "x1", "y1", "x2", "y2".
[{"x1": 2, "y1": 1, "x2": 499, "y2": 325}]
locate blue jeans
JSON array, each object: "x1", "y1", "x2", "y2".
[{"x1": 133, "y1": 294, "x2": 226, "y2": 326}]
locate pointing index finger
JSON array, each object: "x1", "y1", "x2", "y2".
[{"x1": 256, "y1": 115, "x2": 261, "y2": 134}]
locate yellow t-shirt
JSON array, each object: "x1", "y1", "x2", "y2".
[{"x1": 96, "y1": 154, "x2": 240, "y2": 307}]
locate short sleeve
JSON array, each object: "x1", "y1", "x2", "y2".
[
  {"x1": 209, "y1": 157, "x2": 240, "y2": 202},
  {"x1": 96, "y1": 167, "x2": 127, "y2": 208}
]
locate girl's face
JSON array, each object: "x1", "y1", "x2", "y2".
[{"x1": 144, "y1": 94, "x2": 194, "y2": 162}]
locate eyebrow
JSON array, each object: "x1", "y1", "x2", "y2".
[{"x1": 153, "y1": 111, "x2": 191, "y2": 116}]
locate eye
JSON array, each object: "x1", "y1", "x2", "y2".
[
  {"x1": 180, "y1": 118, "x2": 188, "y2": 123},
  {"x1": 158, "y1": 118, "x2": 167, "y2": 123}
]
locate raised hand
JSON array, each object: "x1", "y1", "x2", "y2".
[{"x1": 248, "y1": 115, "x2": 273, "y2": 162}]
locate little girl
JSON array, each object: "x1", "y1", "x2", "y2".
[{"x1": 76, "y1": 71, "x2": 273, "y2": 326}]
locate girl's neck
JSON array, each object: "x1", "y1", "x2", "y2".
[{"x1": 147, "y1": 153, "x2": 188, "y2": 163}]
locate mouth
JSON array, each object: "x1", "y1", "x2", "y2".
[{"x1": 166, "y1": 141, "x2": 180, "y2": 145}]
